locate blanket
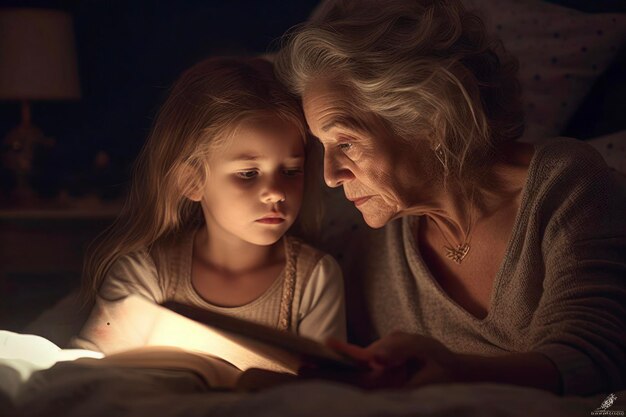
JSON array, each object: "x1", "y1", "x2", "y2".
[{"x1": 6, "y1": 356, "x2": 624, "y2": 417}]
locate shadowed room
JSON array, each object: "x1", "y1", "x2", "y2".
[{"x1": 0, "y1": 1, "x2": 625, "y2": 416}]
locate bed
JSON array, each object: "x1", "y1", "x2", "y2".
[
  {"x1": 2, "y1": 0, "x2": 626, "y2": 416},
  {"x1": 7, "y1": 366, "x2": 624, "y2": 417}
]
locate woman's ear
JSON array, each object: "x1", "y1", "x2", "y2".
[{"x1": 179, "y1": 162, "x2": 206, "y2": 202}]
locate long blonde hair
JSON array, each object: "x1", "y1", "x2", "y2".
[
  {"x1": 276, "y1": 0, "x2": 524, "y2": 182},
  {"x1": 81, "y1": 57, "x2": 315, "y2": 305}
]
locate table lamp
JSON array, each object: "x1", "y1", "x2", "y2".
[{"x1": 0, "y1": 8, "x2": 80, "y2": 199}]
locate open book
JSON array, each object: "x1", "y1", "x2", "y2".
[{"x1": 73, "y1": 294, "x2": 357, "y2": 384}]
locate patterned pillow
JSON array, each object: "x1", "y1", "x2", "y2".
[
  {"x1": 587, "y1": 130, "x2": 626, "y2": 177},
  {"x1": 462, "y1": 0, "x2": 626, "y2": 142}
]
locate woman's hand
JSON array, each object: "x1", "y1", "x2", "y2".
[
  {"x1": 301, "y1": 332, "x2": 461, "y2": 389},
  {"x1": 352, "y1": 331, "x2": 459, "y2": 387},
  {"x1": 314, "y1": 333, "x2": 562, "y2": 393}
]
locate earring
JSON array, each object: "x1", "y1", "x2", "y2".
[{"x1": 434, "y1": 143, "x2": 448, "y2": 172}]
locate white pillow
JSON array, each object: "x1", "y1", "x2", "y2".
[{"x1": 462, "y1": 0, "x2": 626, "y2": 142}]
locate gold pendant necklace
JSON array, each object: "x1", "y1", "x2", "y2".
[
  {"x1": 416, "y1": 187, "x2": 476, "y2": 265},
  {"x1": 427, "y1": 207, "x2": 474, "y2": 265},
  {"x1": 444, "y1": 243, "x2": 470, "y2": 264},
  {"x1": 423, "y1": 217, "x2": 473, "y2": 265}
]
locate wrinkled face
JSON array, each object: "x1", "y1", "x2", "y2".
[
  {"x1": 303, "y1": 81, "x2": 436, "y2": 228},
  {"x1": 200, "y1": 117, "x2": 305, "y2": 246}
]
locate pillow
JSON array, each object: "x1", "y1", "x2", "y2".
[
  {"x1": 461, "y1": 0, "x2": 626, "y2": 142},
  {"x1": 586, "y1": 129, "x2": 626, "y2": 177}
]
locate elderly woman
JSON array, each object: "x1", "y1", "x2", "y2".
[{"x1": 275, "y1": 0, "x2": 625, "y2": 396}]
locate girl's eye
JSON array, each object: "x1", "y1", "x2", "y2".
[
  {"x1": 283, "y1": 168, "x2": 304, "y2": 177},
  {"x1": 236, "y1": 170, "x2": 258, "y2": 179}
]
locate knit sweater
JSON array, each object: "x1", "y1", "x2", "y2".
[{"x1": 341, "y1": 138, "x2": 626, "y2": 396}]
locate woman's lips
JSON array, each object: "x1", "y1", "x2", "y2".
[
  {"x1": 352, "y1": 196, "x2": 372, "y2": 207},
  {"x1": 256, "y1": 217, "x2": 285, "y2": 224}
]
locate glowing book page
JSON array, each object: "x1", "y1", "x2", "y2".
[
  {"x1": 146, "y1": 300, "x2": 301, "y2": 373},
  {"x1": 163, "y1": 301, "x2": 357, "y2": 371},
  {"x1": 76, "y1": 294, "x2": 355, "y2": 374},
  {"x1": 0, "y1": 331, "x2": 103, "y2": 403}
]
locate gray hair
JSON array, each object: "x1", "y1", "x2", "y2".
[{"x1": 276, "y1": 0, "x2": 524, "y2": 181}]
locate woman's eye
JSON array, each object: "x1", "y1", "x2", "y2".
[
  {"x1": 235, "y1": 170, "x2": 258, "y2": 179},
  {"x1": 338, "y1": 142, "x2": 353, "y2": 152},
  {"x1": 283, "y1": 168, "x2": 303, "y2": 177}
]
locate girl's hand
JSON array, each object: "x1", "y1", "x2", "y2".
[{"x1": 302, "y1": 332, "x2": 460, "y2": 389}]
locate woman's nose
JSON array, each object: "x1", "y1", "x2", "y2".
[{"x1": 323, "y1": 151, "x2": 354, "y2": 188}]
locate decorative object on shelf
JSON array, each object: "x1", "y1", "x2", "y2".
[{"x1": 0, "y1": 8, "x2": 81, "y2": 199}]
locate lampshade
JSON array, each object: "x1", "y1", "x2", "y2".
[{"x1": 0, "y1": 8, "x2": 80, "y2": 100}]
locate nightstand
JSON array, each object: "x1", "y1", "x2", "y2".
[{"x1": 0, "y1": 200, "x2": 121, "y2": 331}]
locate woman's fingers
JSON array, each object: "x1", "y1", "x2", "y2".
[
  {"x1": 326, "y1": 338, "x2": 376, "y2": 364},
  {"x1": 365, "y1": 332, "x2": 457, "y2": 386},
  {"x1": 319, "y1": 333, "x2": 457, "y2": 389},
  {"x1": 365, "y1": 332, "x2": 424, "y2": 366},
  {"x1": 325, "y1": 333, "x2": 428, "y2": 371}
]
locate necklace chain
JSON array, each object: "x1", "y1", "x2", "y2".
[
  {"x1": 428, "y1": 189, "x2": 476, "y2": 265},
  {"x1": 429, "y1": 219, "x2": 472, "y2": 264}
]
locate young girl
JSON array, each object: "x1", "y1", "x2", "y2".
[{"x1": 71, "y1": 57, "x2": 346, "y2": 351}]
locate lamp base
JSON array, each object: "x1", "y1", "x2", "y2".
[{"x1": 2, "y1": 123, "x2": 54, "y2": 202}]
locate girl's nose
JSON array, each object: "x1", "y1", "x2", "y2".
[{"x1": 261, "y1": 179, "x2": 286, "y2": 204}]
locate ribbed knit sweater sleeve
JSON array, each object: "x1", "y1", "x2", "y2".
[{"x1": 527, "y1": 140, "x2": 626, "y2": 395}]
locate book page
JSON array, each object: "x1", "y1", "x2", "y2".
[
  {"x1": 76, "y1": 295, "x2": 356, "y2": 374},
  {"x1": 147, "y1": 302, "x2": 302, "y2": 373},
  {"x1": 0, "y1": 330, "x2": 103, "y2": 403},
  {"x1": 77, "y1": 346, "x2": 242, "y2": 388},
  {"x1": 163, "y1": 301, "x2": 357, "y2": 370},
  {"x1": 0, "y1": 330, "x2": 102, "y2": 369}
]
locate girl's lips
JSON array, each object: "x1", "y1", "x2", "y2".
[{"x1": 256, "y1": 217, "x2": 285, "y2": 224}]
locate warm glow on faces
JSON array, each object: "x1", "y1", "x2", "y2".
[
  {"x1": 200, "y1": 117, "x2": 305, "y2": 246},
  {"x1": 303, "y1": 81, "x2": 436, "y2": 228}
]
